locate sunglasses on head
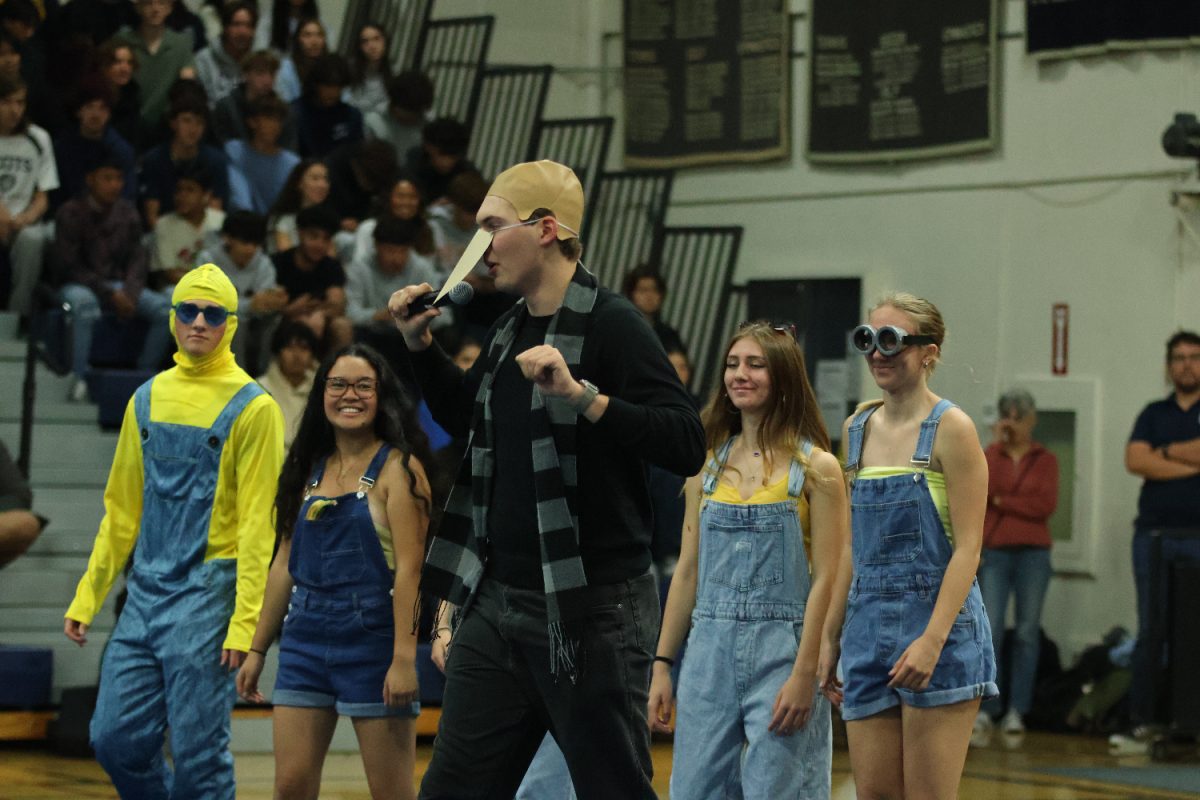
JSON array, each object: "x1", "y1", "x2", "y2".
[
  {"x1": 174, "y1": 302, "x2": 234, "y2": 327},
  {"x1": 739, "y1": 321, "x2": 798, "y2": 338},
  {"x1": 850, "y1": 324, "x2": 935, "y2": 357}
]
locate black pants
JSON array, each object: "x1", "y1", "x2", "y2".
[{"x1": 419, "y1": 573, "x2": 660, "y2": 800}]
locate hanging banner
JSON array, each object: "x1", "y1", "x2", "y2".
[
  {"x1": 623, "y1": 0, "x2": 790, "y2": 169},
  {"x1": 807, "y1": 0, "x2": 997, "y2": 164},
  {"x1": 1027, "y1": 0, "x2": 1200, "y2": 60}
]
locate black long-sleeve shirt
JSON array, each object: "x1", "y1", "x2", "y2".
[{"x1": 413, "y1": 288, "x2": 706, "y2": 588}]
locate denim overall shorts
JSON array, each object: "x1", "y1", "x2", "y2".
[
  {"x1": 672, "y1": 438, "x2": 832, "y2": 799},
  {"x1": 840, "y1": 399, "x2": 998, "y2": 721},
  {"x1": 274, "y1": 443, "x2": 420, "y2": 717}
]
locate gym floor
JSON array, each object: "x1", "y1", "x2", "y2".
[{"x1": 2, "y1": 731, "x2": 1198, "y2": 798}]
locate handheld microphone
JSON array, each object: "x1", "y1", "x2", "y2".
[{"x1": 405, "y1": 282, "x2": 474, "y2": 319}]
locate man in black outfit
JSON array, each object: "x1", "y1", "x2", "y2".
[{"x1": 390, "y1": 160, "x2": 704, "y2": 799}]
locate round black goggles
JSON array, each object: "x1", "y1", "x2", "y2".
[
  {"x1": 174, "y1": 302, "x2": 235, "y2": 327},
  {"x1": 850, "y1": 324, "x2": 936, "y2": 357}
]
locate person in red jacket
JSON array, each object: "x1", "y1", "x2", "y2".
[{"x1": 974, "y1": 389, "x2": 1058, "y2": 740}]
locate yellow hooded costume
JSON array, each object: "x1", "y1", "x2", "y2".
[{"x1": 66, "y1": 265, "x2": 285, "y2": 651}]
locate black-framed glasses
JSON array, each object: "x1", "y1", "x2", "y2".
[
  {"x1": 324, "y1": 378, "x2": 378, "y2": 398},
  {"x1": 850, "y1": 324, "x2": 935, "y2": 357},
  {"x1": 174, "y1": 302, "x2": 234, "y2": 327}
]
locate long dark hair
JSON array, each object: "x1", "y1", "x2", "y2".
[
  {"x1": 349, "y1": 21, "x2": 391, "y2": 87},
  {"x1": 289, "y1": 17, "x2": 327, "y2": 87},
  {"x1": 271, "y1": 0, "x2": 319, "y2": 52},
  {"x1": 372, "y1": 173, "x2": 436, "y2": 255},
  {"x1": 276, "y1": 344, "x2": 434, "y2": 539},
  {"x1": 269, "y1": 157, "x2": 325, "y2": 216}
]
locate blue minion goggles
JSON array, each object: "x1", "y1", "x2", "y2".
[{"x1": 850, "y1": 324, "x2": 935, "y2": 357}]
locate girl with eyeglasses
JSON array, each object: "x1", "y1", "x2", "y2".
[
  {"x1": 237, "y1": 343, "x2": 432, "y2": 800},
  {"x1": 821, "y1": 292, "x2": 997, "y2": 798},
  {"x1": 648, "y1": 321, "x2": 847, "y2": 797}
]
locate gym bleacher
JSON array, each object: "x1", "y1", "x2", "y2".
[{"x1": 0, "y1": 0, "x2": 742, "y2": 752}]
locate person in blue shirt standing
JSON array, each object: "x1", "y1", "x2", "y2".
[{"x1": 1110, "y1": 330, "x2": 1200, "y2": 754}]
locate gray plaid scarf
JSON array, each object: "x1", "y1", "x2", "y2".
[{"x1": 421, "y1": 265, "x2": 599, "y2": 682}]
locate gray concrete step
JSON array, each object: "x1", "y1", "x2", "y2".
[
  {"x1": 0, "y1": 358, "x2": 73, "y2": 391},
  {"x1": 0, "y1": 423, "x2": 116, "y2": 469},
  {"x1": 0, "y1": 402, "x2": 98, "y2": 426},
  {"x1": 1, "y1": 606, "x2": 114, "y2": 632},
  {"x1": 0, "y1": 338, "x2": 24, "y2": 362},
  {"x1": 0, "y1": 570, "x2": 79, "y2": 606},
  {"x1": 0, "y1": 343, "x2": 84, "y2": 423},
  {"x1": 29, "y1": 487, "x2": 106, "y2": 533},
  {"x1": 27, "y1": 529, "x2": 99, "y2": 557},
  {"x1": 28, "y1": 465, "x2": 109, "y2": 488},
  {"x1": 5, "y1": 553, "x2": 90, "y2": 575}
]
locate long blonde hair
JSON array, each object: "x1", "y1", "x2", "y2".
[{"x1": 700, "y1": 322, "x2": 831, "y2": 477}]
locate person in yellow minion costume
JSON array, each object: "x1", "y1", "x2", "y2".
[{"x1": 64, "y1": 264, "x2": 284, "y2": 800}]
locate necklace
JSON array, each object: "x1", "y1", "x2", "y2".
[
  {"x1": 334, "y1": 452, "x2": 370, "y2": 482},
  {"x1": 737, "y1": 438, "x2": 767, "y2": 486}
]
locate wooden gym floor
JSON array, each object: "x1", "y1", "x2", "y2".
[{"x1": 2, "y1": 729, "x2": 1198, "y2": 799}]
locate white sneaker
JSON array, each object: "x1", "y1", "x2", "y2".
[
  {"x1": 68, "y1": 378, "x2": 89, "y2": 403},
  {"x1": 1001, "y1": 709, "x2": 1025, "y2": 735},
  {"x1": 1108, "y1": 725, "x2": 1158, "y2": 755},
  {"x1": 970, "y1": 710, "x2": 993, "y2": 748}
]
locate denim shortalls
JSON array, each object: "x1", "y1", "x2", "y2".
[
  {"x1": 672, "y1": 439, "x2": 832, "y2": 800},
  {"x1": 274, "y1": 444, "x2": 419, "y2": 717},
  {"x1": 90, "y1": 379, "x2": 264, "y2": 800},
  {"x1": 840, "y1": 399, "x2": 998, "y2": 721}
]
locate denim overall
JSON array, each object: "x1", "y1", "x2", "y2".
[
  {"x1": 840, "y1": 399, "x2": 998, "y2": 721},
  {"x1": 672, "y1": 439, "x2": 832, "y2": 800},
  {"x1": 274, "y1": 444, "x2": 420, "y2": 717},
  {"x1": 90, "y1": 380, "x2": 263, "y2": 800}
]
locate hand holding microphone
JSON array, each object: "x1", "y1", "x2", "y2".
[
  {"x1": 404, "y1": 281, "x2": 475, "y2": 319},
  {"x1": 389, "y1": 281, "x2": 475, "y2": 352}
]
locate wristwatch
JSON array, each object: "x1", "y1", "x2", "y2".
[{"x1": 572, "y1": 380, "x2": 600, "y2": 414}]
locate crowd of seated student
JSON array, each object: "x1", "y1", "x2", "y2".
[
  {"x1": 0, "y1": 0, "x2": 512, "y2": 404},
  {"x1": 254, "y1": 319, "x2": 316, "y2": 448},
  {"x1": 194, "y1": 1, "x2": 256, "y2": 110},
  {"x1": 52, "y1": 146, "x2": 172, "y2": 400}
]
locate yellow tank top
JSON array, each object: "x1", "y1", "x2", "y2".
[
  {"x1": 709, "y1": 473, "x2": 812, "y2": 556},
  {"x1": 856, "y1": 467, "x2": 953, "y2": 542},
  {"x1": 373, "y1": 522, "x2": 394, "y2": 570}
]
